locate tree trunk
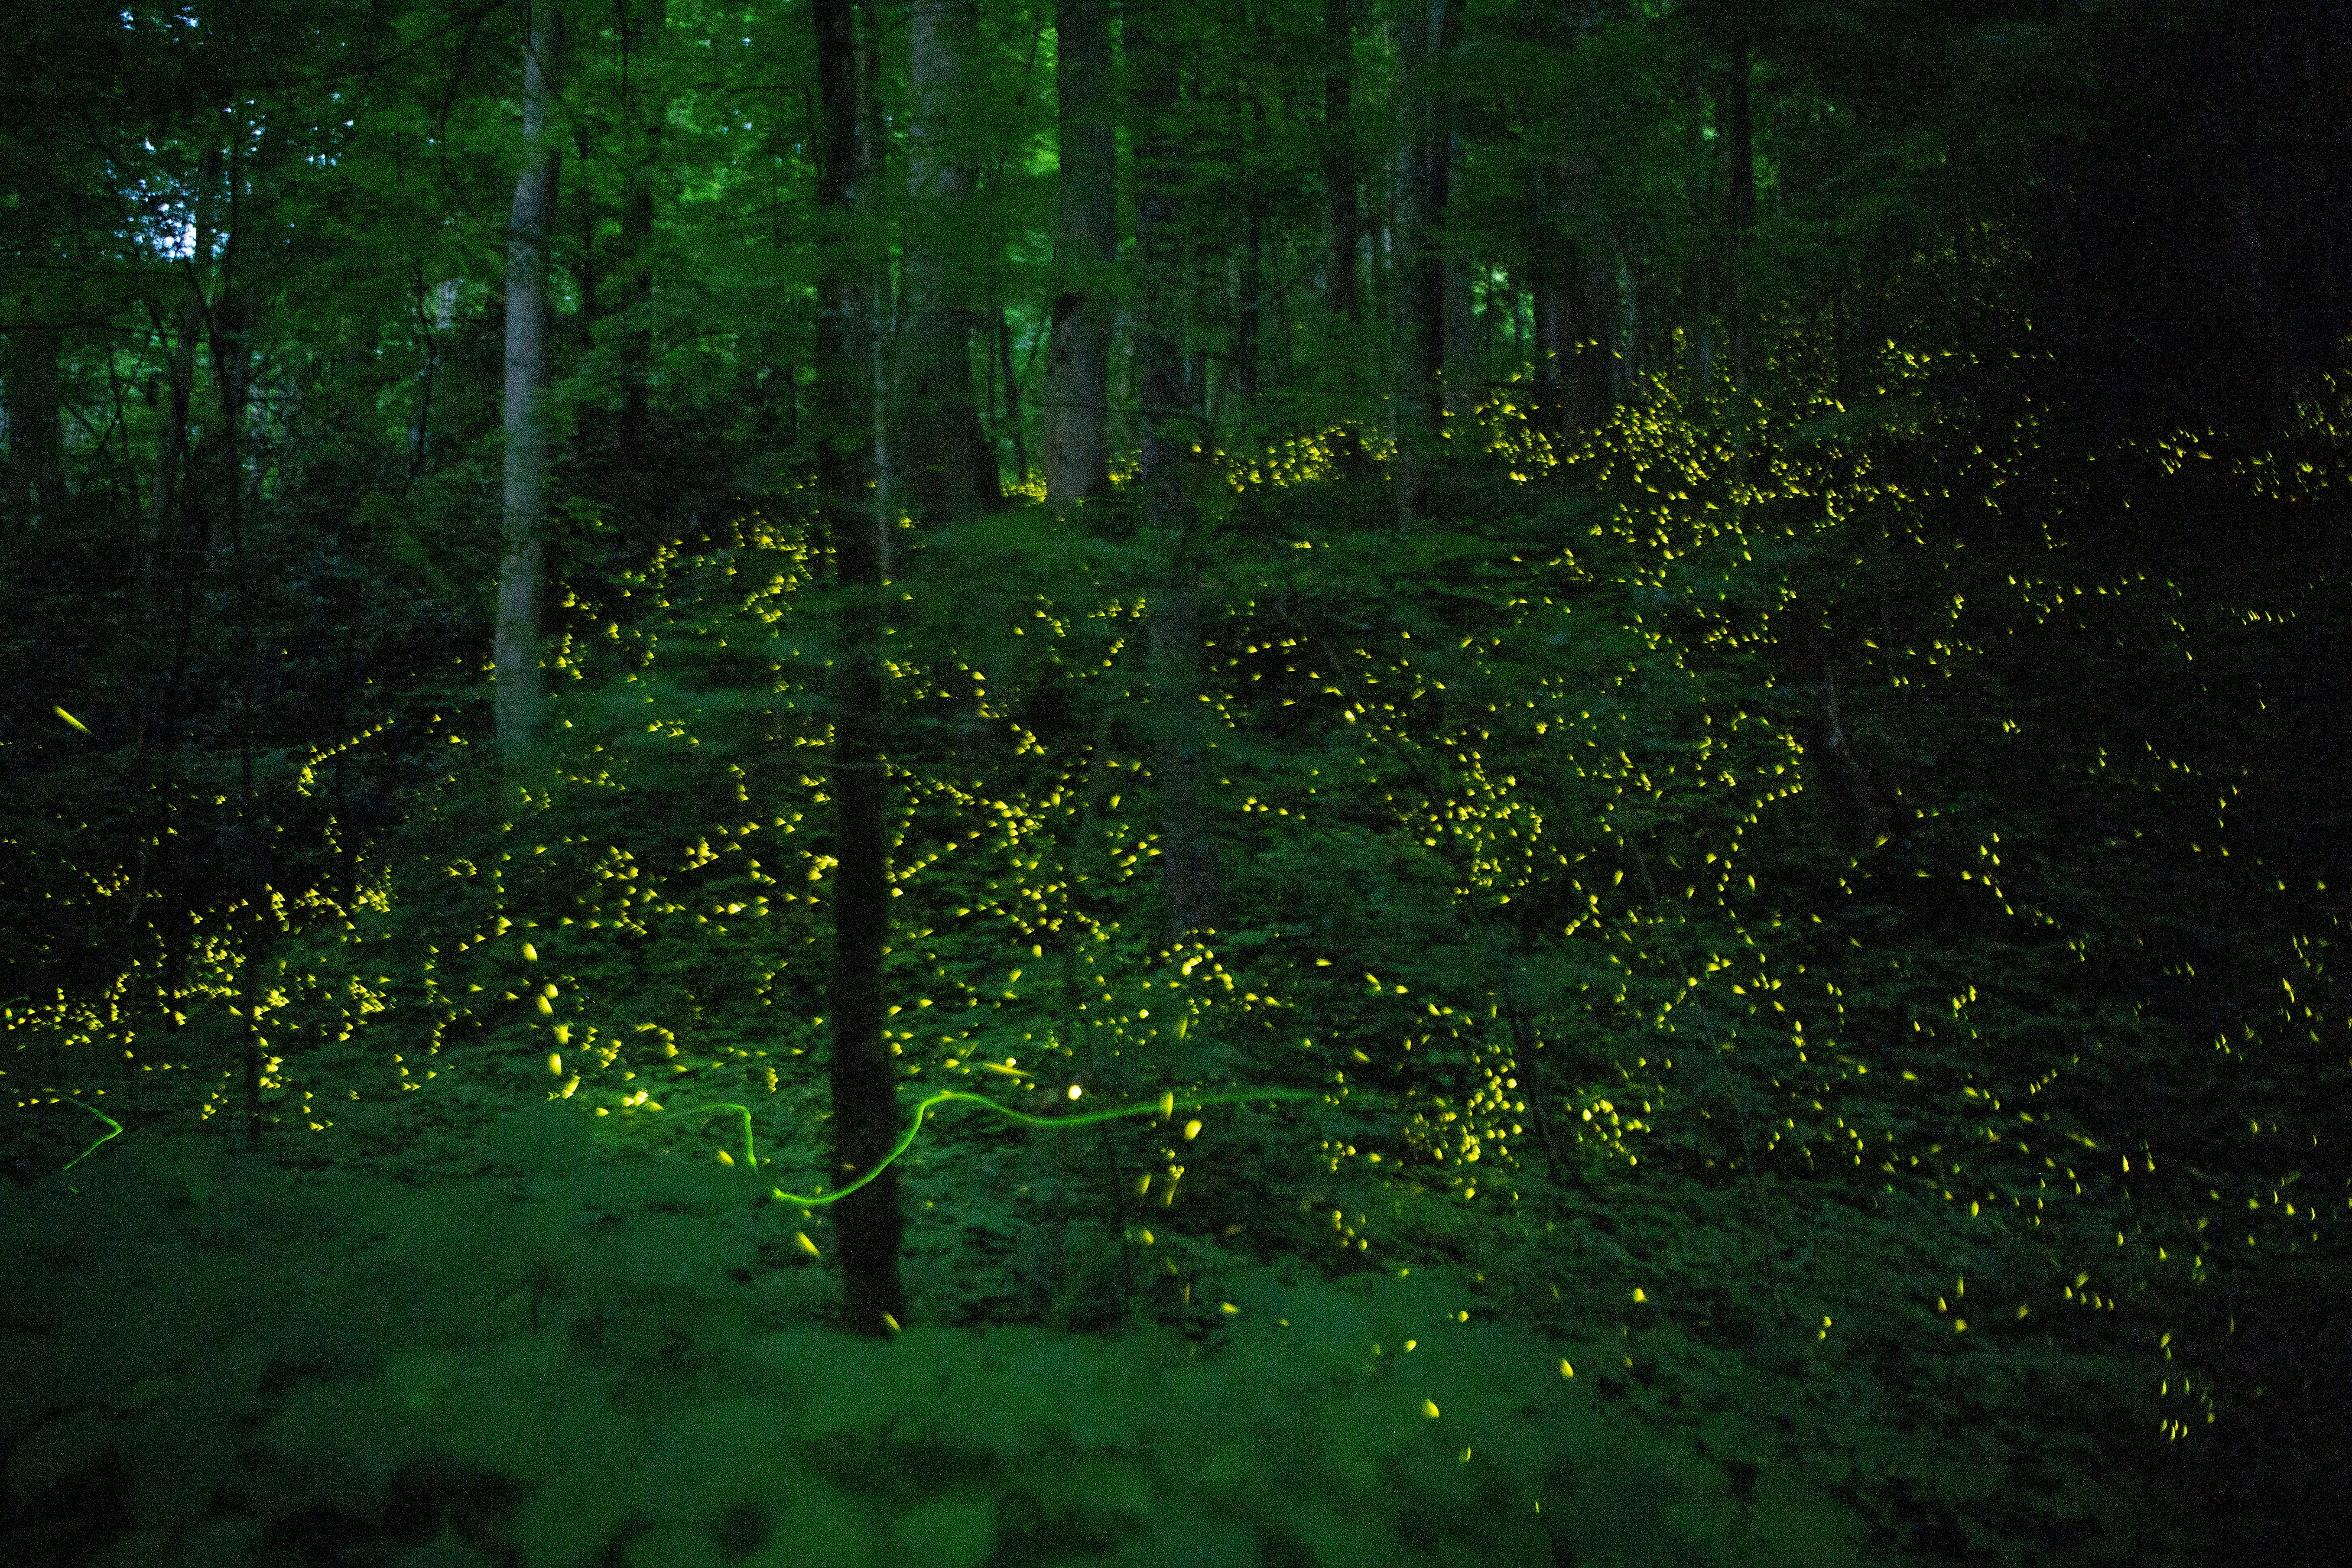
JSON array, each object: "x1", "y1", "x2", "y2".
[
  {"x1": 1322, "y1": 0, "x2": 1361, "y2": 324},
  {"x1": 495, "y1": 3, "x2": 559, "y2": 760},
  {"x1": 208, "y1": 123, "x2": 266, "y2": 1145},
  {"x1": 1042, "y1": 0, "x2": 1115, "y2": 510},
  {"x1": 897, "y1": 0, "x2": 1001, "y2": 525},
  {"x1": 1724, "y1": 38, "x2": 1756, "y2": 409},
  {"x1": 616, "y1": 0, "x2": 666, "y2": 480},
  {"x1": 1788, "y1": 614, "x2": 1893, "y2": 853},
  {"x1": 406, "y1": 274, "x2": 453, "y2": 482},
  {"x1": 1570, "y1": 241, "x2": 1615, "y2": 429},
  {"x1": 1390, "y1": 0, "x2": 1460, "y2": 527},
  {"x1": 3, "y1": 322, "x2": 66, "y2": 524},
  {"x1": 1614, "y1": 250, "x2": 1642, "y2": 403},
  {"x1": 1236, "y1": 215, "x2": 1264, "y2": 407},
  {"x1": 1233, "y1": 0, "x2": 1270, "y2": 410},
  {"x1": 1440, "y1": 134, "x2": 1478, "y2": 420},
  {"x1": 995, "y1": 305, "x2": 1028, "y2": 484},
  {"x1": 1129, "y1": 0, "x2": 1219, "y2": 940},
  {"x1": 814, "y1": 0, "x2": 907, "y2": 1337},
  {"x1": 120, "y1": 143, "x2": 218, "y2": 1075}
]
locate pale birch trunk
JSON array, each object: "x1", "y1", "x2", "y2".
[{"x1": 494, "y1": 2, "x2": 559, "y2": 759}]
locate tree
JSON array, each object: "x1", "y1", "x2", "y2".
[
  {"x1": 894, "y1": 0, "x2": 1001, "y2": 526},
  {"x1": 2, "y1": 325, "x2": 65, "y2": 525},
  {"x1": 813, "y1": 0, "x2": 908, "y2": 1337},
  {"x1": 493, "y1": 0, "x2": 560, "y2": 760},
  {"x1": 1041, "y1": 0, "x2": 1116, "y2": 510},
  {"x1": 1128, "y1": 0, "x2": 1219, "y2": 938},
  {"x1": 1389, "y1": 0, "x2": 1463, "y2": 526},
  {"x1": 614, "y1": 0, "x2": 667, "y2": 485}
]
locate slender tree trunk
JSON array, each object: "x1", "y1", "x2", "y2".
[
  {"x1": 1130, "y1": 0, "x2": 1219, "y2": 939},
  {"x1": 1616, "y1": 249, "x2": 1643, "y2": 401},
  {"x1": 208, "y1": 121, "x2": 267, "y2": 1145},
  {"x1": 617, "y1": 0, "x2": 666, "y2": 477},
  {"x1": 897, "y1": 0, "x2": 1001, "y2": 525},
  {"x1": 147, "y1": 143, "x2": 211, "y2": 600},
  {"x1": 495, "y1": 3, "x2": 560, "y2": 760},
  {"x1": 1684, "y1": 57, "x2": 1715, "y2": 394},
  {"x1": 1322, "y1": 0, "x2": 1361, "y2": 323},
  {"x1": 1236, "y1": 218, "x2": 1264, "y2": 406},
  {"x1": 1573, "y1": 243, "x2": 1615, "y2": 428},
  {"x1": 575, "y1": 160, "x2": 599, "y2": 360},
  {"x1": 406, "y1": 273, "x2": 449, "y2": 483},
  {"x1": 852, "y1": 0, "x2": 897, "y2": 550},
  {"x1": 1234, "y1": 0, "x2": 1270, "y2": 410},
  {"x1": 1724, "y1": 38, "x2": 1756, "y2": 411},
  {"x1": 1527, "y1": 151, "x2": 1568, "y2": 434},
  {"x1": 1522, "y1": 7, "x2": 1609, "y2": 433},
  {"x1": 1440, "y1": 135, "x2": 1477, "y2": 420},
  {"x1": 118, "y1": 143, "x2": 218, "y2": 1071},
  {"x1": 1390, "y1": 0, "x2": 1460, "y2": 527},
  {"x1": 1789, "y1": 615, "x2": 1891, "y2": 852},
  {"x1": 3, "y1": 323, "x2": 66, "y2": 524},
  {"x1": 995, "y1": 306, "x2": 1029, "y2": 484},
  {"x1": 814, "y1": 0, "x2": 906, "y2": 1337},
  {"x1": 1318, "y1": 0, "x2": 1376, "y2": 474},
  {"x1": 1043, "y1": 0, "x2": 1115, "y2": 510}
]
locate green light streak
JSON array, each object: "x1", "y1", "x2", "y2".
[
  {"x1": 53, "y1": 1099, "x2": 122, "y2": 1183},
  {"x1": 698, "y1": 1085, "x2": 1332, "y2": 1207}
]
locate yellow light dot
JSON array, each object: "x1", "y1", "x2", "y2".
[
  {"x1": 1184, "y1": 1119, "x2": 1202, "y2": 1140},
  {"x1": 521, "y1": 943, "x2": 537, "y2": 961},
  {"x1": 1632, "y1": 1288, "x2": 1647, "y2": 1302},
  {"x1": 1559, "y1": 1360, "x2": 1574, "y2": 1378},
  {"x1": 546, "y1": 1053, "x2": 563, "y2": 1076},
  {"x1": 795, "y1": 1232, "x2": 820, "y2": 1257},
  {"x1": 1422, "y1": 1399, "x2": 1441, "y2": 1419}
]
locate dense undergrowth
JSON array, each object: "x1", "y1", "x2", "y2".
[{"x1": 7, "y1": 372, "x2": 2350, "y2": 1566}]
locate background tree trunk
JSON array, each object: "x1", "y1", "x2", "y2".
[
  {"x1": 815, "y1": 0, "x2": 907, "y2": 1338},
  {"x1": 1390, "y1": 0, "x2": 1460, "y2": 526},
  {"x1": 494, "y1": 3, "x2": 559, "y2": 760},
  {"x1": 1322, "y1": 0, "x2": 1361, "y2": 325},
  {"x1": 897, "y1": 0, "x2": 1001, "y2": 525},
  {"x1": 1440, "y1": 133, "x2": 1476, "y2": 421},
  {"x1": 616, "y1": 0, "x2": 666, "y2": 484},
  {"x1": 3, "y1": 323, "x2": 66, "y2": 524},
  {"x1": 1724, "y1": 37, "x2": 1755, "y2": 407},
  {"x1": 1130, "y1": 0, "x2": 1219, "y2": 939},
  {"x1": 1042, "y1": 0, "x2": 1115, "y2": 510}
]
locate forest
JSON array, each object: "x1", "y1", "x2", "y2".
[{"x1": 3, "y1": 0, "x2": 2349, "y2": 1564}]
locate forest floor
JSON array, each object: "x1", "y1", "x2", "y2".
[{"x1": 0, "y1": 1073, "x2": 2279, "y2": 1568}]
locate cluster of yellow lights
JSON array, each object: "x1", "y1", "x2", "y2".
[{"x1": 9, "y1": 329, "x2": 2346, "y2": 1463}]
